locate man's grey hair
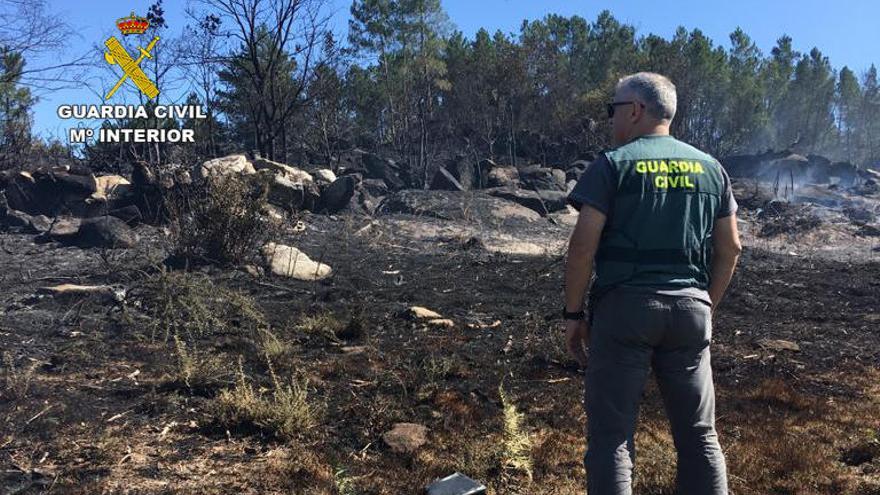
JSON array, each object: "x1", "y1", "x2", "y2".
[{"x1": 616, "y1": 72, "x2": 677, "y2": 121}]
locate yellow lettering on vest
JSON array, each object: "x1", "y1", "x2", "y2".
[
  {"x1": 648, "y1": 161, "x2": 658, "y2": 173},
  {"x1": 685, "y1": 175, "x2": 695, "y2": 188},
  {"x1": 636, "y1": 161, "x2": 646, "y2": 173},
  {"x1": 694, "y1": 161, "x2": 704, "y2": 174},
  {"x1": 655, "y1": 175, "x2": 667, "y2": 188},
  {"x1": 669, "y1": 160, "x2": 679, "y2": 173},
  {"x1": 658, "y1": 160, "x2": 669, "y2": 173}
]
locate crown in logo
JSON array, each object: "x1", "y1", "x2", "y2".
[{"x1": 116, "y1": 12, "x2": 150, "y2": 35}]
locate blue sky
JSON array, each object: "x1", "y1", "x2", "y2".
[{"x1": 25, "y1": 0, "x2": 880, "y2": 139}]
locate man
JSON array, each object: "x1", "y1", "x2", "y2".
[{"x1": 563, "y1": 72, "x2": 741, "y2": 495}]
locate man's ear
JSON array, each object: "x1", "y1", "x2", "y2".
[{"x1": 630, "y1": 101, "x2": 643, "y2": 124}]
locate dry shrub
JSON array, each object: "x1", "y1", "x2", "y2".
[
  {"x1": 1, "y1": 352, "x2": 37, "y2": 401},
  {"x1": 632, "y1": 424, "x2": 677, "y2": 494},
  {"x1": 167, "y1": 173, "x2": 280, "y2": 266},
  {"x1": 173, "y1": 335, "x2": 227, "y2": 391},
  {"x1": 728, "y1": 417, "x2": 839, "y2": 492},
  {"x1": 258, "y1": 328, "x2": 293, "y2": 362},
  {"x1": 134, "y1": 268, "x2": 267, "y2": 343},
  {"x1": 213, "y1": 356, "x2": 319, "y2": 440},
  {"x1": 531, "y1": 430, "x2": 583, "y2": 479},
  {"x1": 263, "y1": 447, "x2": 336, "y2": 493},
  {"x1": 333, "y1": 466, "x2": 357, "y2": 495},
  {"x1": 499, "y1": 383, "x2": 534, "y2": 483},
  {"x1": 747, "y1": 378, "x2": 823, "y2": 414},
  {"x1": 294, "y1": 312, "x2": 349, "y2": 343}
]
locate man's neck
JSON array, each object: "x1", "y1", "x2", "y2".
[{"x1": 630, "y1": 123, "x2": 671, "y2": 140}]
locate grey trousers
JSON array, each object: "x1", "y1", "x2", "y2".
[{"x1": 583, "y1": 288, "x2": 728, "y2": 495}]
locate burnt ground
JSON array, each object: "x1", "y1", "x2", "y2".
[{"x1": 1, "y1": 207, "x2": 879, "y2": 495}]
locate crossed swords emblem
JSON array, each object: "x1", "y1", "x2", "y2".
[{"x1": 103, "y1": 36, "x2": 160, "y2": 100}]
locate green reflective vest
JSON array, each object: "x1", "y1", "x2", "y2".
[{"x1": 592, "y1": 134, "x2": 725, "y2": 297}]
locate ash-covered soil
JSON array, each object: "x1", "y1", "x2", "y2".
[{"x1": 1, "y1": 200, "x2": 879, "y2": 494}]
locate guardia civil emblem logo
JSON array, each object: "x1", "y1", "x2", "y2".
[{"x1": 103, "y1": 12, "x2": 160, "y2": 100}]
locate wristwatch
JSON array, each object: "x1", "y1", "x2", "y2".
[{"x1": 562, "y1": 308, "x2": 586, "y2": 320}]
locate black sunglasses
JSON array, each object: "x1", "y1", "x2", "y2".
[{"x1": 607, "y1": 101, "x2": 644, "y2": 118}]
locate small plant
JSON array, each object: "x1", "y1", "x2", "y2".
[
  {"x1": 135, "y1": 269, "x2": 267, "y2": 343},
  {"x1": 498, "y1": 383, "x2": 533, "y2": 482},
  {"x1": 333, "y1": 465, "x2": 357, "y2": 495},
  {"x1": 173, "y1": 335, "x2": 225, "y2": 391},
  {"x1": 213, "y1": 356, "x2": 318, "y2": 440},
  {"x1": 1, "y1": 352, "x2": 37, "y2": 401},
  {"x1": 258, "y1": 328, "x2": 291, "y2": 362},
  {"x1": 294, "y1": 312, "x2": 347, "y2": 343},
  {"x1": 423, "y1": 355, "x2": 454, "y2": 386}
]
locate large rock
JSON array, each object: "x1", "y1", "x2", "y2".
[
  {"x1": 262, "y1": 242, "x2": 332, "y2": 280},
  {"x1": 42, "y1": 217, "x2": 81, "y2": 242},
  {"x1": 486, "y1": 166, "x2": 520, "y2": 188},
  {"x1": 4, "y1": 170, "x2": 97, "y2": 216},
  {"x1": 253, "y1": 157, "x2": 314, "y2": 184},
  {"x1": 90, "y1": 175, "x2": 132, "y2": 203},
  {"x1": 360, "y1": 151, "x2": 406, "y2": 190},
  {"x1": 721, "y1": 149, "x2": 791, "y2": 178},
  {"x1": 69, "y1": 216, "x2": 138, "y2": 249},
  {"x1": 474, "y1": 158, "x2": 496, "y2": 188},
  {"x1": 313, "y1": 168, "x2": 337, "y2": 186},
  {"x1": 518, "y1": 165, "x2": 564, "y2": 191},
  {"x1": 377, "y1": 190, "x2": 542, "y2": 223},
  {"x1": 429, "y1": 166, "x2": 465, "y2": 191},
  {"x1": 361, "y1": 178, "x2": 389, "y2": 198},
  {"x1": 196, "y1": 154, "x2": 256, "y2": 180},
  {"x1": 52, "y1": 171, "x2": 98, "y2": 196},
  {"x1": 106, "y1": 204, "x2": 143, "y2": 225},
  {"x1": 351, "y1": 188, "x2": 381, "y2": 215},
  {"x1": 439, "y1": 157, "x2": 480, "y2": 190},
  {"x1": 566, "y1": 160, "x2": 590, "y2": 182},
  {"x1": 830, "y1": 162, "x2": 858, "y2": 186},
  {"x1": 0, "y1": 208, "x2": 50, "y2": 234},
  {"x1": 266, "y1": 172, "x2": 320, "y2": 211},
  {"x1": 487, "y1": 187, "x2": 569, "y2": 216},
  {"x1": 318, "y1": 175, "x2": 358, "y2": 213}
]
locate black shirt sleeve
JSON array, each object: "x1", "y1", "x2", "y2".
[
  {"x1": 716, "y1": 163, "x2": 738, "y2": 219},
  {"x1": 566, "y1": 153, "x2": 616, "y2": 215}
]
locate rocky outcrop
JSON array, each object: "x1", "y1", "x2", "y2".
[
  {"x1": 429, "y1": 166, "x2": 465, "y2": 191},
  {"x1": 430, "y1": 157, "x2": 495, "y2": 191},
  {"x1": 195, "y1": 154, "x2": 256, "y2": 180},
  {"x1": 72, "y1": 216, "x2": 138, "y2": 249},
  {"x1": 313, "y1": 169, "x2": 337, "y2": 185},
  {"x1": 265, "y1": 171, "x2": 320, "y2": 211},
  {"x1": 486, "y1": 166, "x2": 520, "y2": 188},
  {"x1": 517, "y1": 165, "x2": 565, "y2": 191},
  {"x1": 317, "y1": 175, "x2": 358, "y2": 214},
  {"x1": 486, "y1": 187, "x2": 568, "y2": 216},
  {"x1": 356, "y1": 151, "x2": 408, "y2": 191},
  {"x1": 4, "y1": 169, "x2": 99, "y2": 217},
  {"x1": 253, "y1": 156, "x2": 315, "y2": 184},
  {"x1": 377, "y1": 190, "x2": 542, "y2": 223}
]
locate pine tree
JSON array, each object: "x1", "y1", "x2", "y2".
[{"x1": 0, "y1": 48, "x2": 34, "y2": 169}]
